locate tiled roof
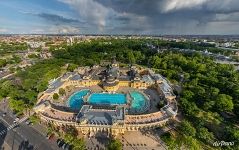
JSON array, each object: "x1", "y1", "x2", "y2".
[
  {"x1": 159, "y1": 79, "x2": 175, "y2": 97},
  {"x1": 142, "y1": 75, "x2": 154, "y2": 83},
  {"x1": 76, "y1": 105, "x2": 124, "y2": 125},
  {"x1": 62, "y1": 72, "x2": 75, "y2": 80},
  {"x1": 118, "y1": 75, "x2": 130, "y2": 81},
  {"x1": 70, "y1": 74, "x2": 82, "y2": 80},
  {"x1": 152, "y1": 74, "x2": 164, "y2": 81},
  {"x1": 46, "y1": 78, "x2": 64, "y2": 93}
]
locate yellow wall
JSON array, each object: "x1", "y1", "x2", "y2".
[
  {"x1": 104, "y1": 84, "x2": 119, "y2": 92},
  {"x1": 81, "y1": 79, "x2": 100, "y2": 87},
  {"x1": 118, "y1": 81, "x2": 130, "y2": 87},
  {"x1": 131, "y1": 81, "x2": 143, "y2": 88}
]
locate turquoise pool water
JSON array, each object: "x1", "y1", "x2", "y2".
[
  {"x1": 130, "y1": 91, "x2": 147, "y2": 112},
  {"x1": 88, "y1": 93, "x2": 126, "y2": 105},
  {"x1": 68, "y1": 90, "x2": 147, "y2": 111},
  {"x1": 67, "y1": 89, "x2": 90, "y2": 109}
]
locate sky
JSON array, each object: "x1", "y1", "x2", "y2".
[{"x1": 0, "y1": 0, "x2": 239, "y2": 35}]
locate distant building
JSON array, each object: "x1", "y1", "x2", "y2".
[{"x1": 27, "y1": 41, "x2": 45, "y2": 49}]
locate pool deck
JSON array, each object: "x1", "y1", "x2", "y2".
[
  {"x1": 43, "y1": 85, "x2": 163, "y2": 116},
  {"x1": 38, "y1": 89, "x2": 164, "y2": 125},
  {"x1": 51, "y1": 85, "x2": 104, "y2": 106},
  {"x1": 41, "y1": 107, "x2": 75, "y2": 122},
  {"x1": 118, "y1": 131, "x2": 167, "y2": 150}
]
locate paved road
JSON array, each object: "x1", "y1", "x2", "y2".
[
  {"x1": 85, "y1": 134, "x2": 108, "y2": 150},
  {"x1": 0, "y1": 110, "x2": 60, "y2": 150},
  {"x1": 0, "y1": 73, "x2": 15, "y2": 80}
]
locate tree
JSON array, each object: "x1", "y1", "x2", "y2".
[
  {"x1": 215, "y1": 94, "x2": 234, "y2": 112},
  {"x1": 36, "y1": 80, "x2": 48, "y2": 92},
  {"x1": 72, "y1": 138, "x2": 85, "y2": 150},
  {"x1": 178, "y1": 120, "x2": 196, "y2": 137},
  {"x1": 107, "y1": 139, "x2": 122, "y2": 150},
  {"x1": 22, "y1": 79, "x2": 36, "y2": 90},
  {"x1": 53, "y1": 93, "x2": 59, "y2": 100},
  {"x1": 0, "y1": 59, "x2": 7, "y2": 67},
  {"x1": 180, "y1": 98, "x2": 199, "y2": 116},
  {"x1": 134, "y1": 51, "x2": 145, "y2": 64},
  {"x1": 12, "y1": 55, "x2": 21, "y2": 63},
  {"x1": 228, "y1": 127, "x2": 239, "y2": 143},
  {"x1": 64, "y1": 134, "x2": 74, "y2": 144},
  {"x1": 29, "y1": 114, "x2": 40, "y2": 124},
  {"x1": 67, "y1": 63, "x2": 78, "y2": 72},
  {"x1": 161, "y1": 132, "x2": 180, "y2": 150},
  {"x1": 157, "y1": 101, "x2": 164, "y2": 109},
  {"x1": 61, "y1": 125, "x2": 85, "y2": 149},
  {"x1": 28, "y1": 54, "x2": 39, "y2": 59},
  {"x1": 25, "y1": 90, "x2": 37, "y2": 102},
  {"x1": 59, "y1": 88, "x2": 66, "y2": 96},
  {"x1": 208, "y1": 87, "x2": 220, "y2": 98},
  {"x1": 127, "y1": 51, "x2": 136, "y2": 64},
  {"x1": 9, "y1": 98, "x2": 25, "y2": 115},
  {"x1": 183, "y1": 136, "x2": 201, "y2": 150},
  {"x1": 201, "y1": 112, "x2": 222, "y2": 125},
  {"x1": 196, "y1": 127, "x2": 214, "y2": 143},
  {"x1": 182, "y1": 90, "x2": 194, "y2": 100},
  {"x1": 150, "y1": 55, "x2": 161, "y2": 68}
]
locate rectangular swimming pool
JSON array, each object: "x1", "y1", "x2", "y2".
[{"x1": 88, "y1": 93, "x2": 127, "y2": 105}]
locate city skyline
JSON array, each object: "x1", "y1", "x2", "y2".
[{"x1": 1, "y1": 0, "x2": 239, "y2": 35}]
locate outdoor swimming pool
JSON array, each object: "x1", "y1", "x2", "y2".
[
  {"x1": 88, "y1": 93, "x2": 127, "y2": 105},
  {"x1": 68, "y1": 90, "x2": 147, "y2": 111},
  {"x1": 67, "y1": 89, "x2": 90, "y2": 109},
  {"x1": 129, "y1": 91, "x2": 147, "y2": 113}
]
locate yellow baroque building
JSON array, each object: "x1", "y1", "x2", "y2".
[{"x1": 35, "y1": 60, "x2": 178, "y2": 137}]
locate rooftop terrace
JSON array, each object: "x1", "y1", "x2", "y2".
[{"x1": 76, "y1": 105, "x2": 124, "y2": 125}]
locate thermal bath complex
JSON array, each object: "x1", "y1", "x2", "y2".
[{"x1": 34, "y1": 59, "x2": 177, "y2": 136}]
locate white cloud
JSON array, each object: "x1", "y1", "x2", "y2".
[
  {"x1": 162, "y1": 0, "x2": 209, "y2": 12},
  {"x1": 58, "y1": 0, "x2": 118, "y2": 32},
  {"x1": 31, "y1": 28, "x2": 45, "y2": 34},
  {"x1": 30, "y1": 25, "x2": 80, "y2": 34},
  {"x1": 161, "y1": 0, "x2": 239, "y2": 13},
  {"x1": 0, "y1": 28, "x2": 8, "y2": 33},
  {"x1": 49, "y1": 25, "x2": 80, "y2": 34}
]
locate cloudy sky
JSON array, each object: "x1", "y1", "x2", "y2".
[{"x1": 0, "y1": 0, "x2": 239, "y2": 35}]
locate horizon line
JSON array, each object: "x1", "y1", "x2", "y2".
[{"x1": 1, "y1": 33, "x2": 239, "y2": 37}]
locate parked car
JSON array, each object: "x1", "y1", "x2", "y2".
[
  {"x1": 57, "y1": 139, "x2": 65, "y2": 147},
  {"x1": 13, "y1": 124, "x2": 20, "y2": 128},
  {"x1": 63, "y1": 143, "x2": 72, "y2": 150},
  {"x1": 57, "y1": 139, "x2": 62, "y2": 144},
  {"x1": 25, "y1": 120, "x2": 32, "y2": 125},
  {"x1": 13, "y1": 117, "x2": 19, "y2": 123},
  {"x1": 62, "y1": 143, "x2": 67, "y2": 149},
  {"x1": 2, "y1": 112, "x2": 6, "y2": 117}
]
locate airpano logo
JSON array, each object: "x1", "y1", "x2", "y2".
[{"x1": 213, "y1": 141, "x2": 234, "y2": 147}]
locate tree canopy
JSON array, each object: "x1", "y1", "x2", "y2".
[
  {"x1": 53, "y1": 93, "x2": 59, "y2": 100},
  {"x1": 107, "y1": 139, "x2": 122, "y2": 150}
]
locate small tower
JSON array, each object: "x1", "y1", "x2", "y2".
[{"x1": 111, "y1": 57, "x2": 119, "y2": 68}]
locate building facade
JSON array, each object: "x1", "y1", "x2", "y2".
[{"x1": 34, "y1": 60, "x2": 178, "y2": 137}]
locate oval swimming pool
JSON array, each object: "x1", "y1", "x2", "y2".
[
  {"x1": 67, "y1": 89, "x2": 90, "y2": 109},
  {"x1": 129, "y1": 91, "x2": 147, "y2": 113}
]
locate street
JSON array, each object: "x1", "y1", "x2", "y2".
[{"x1": 0, "y1": 102, "x2": 60, "y2": 150}]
